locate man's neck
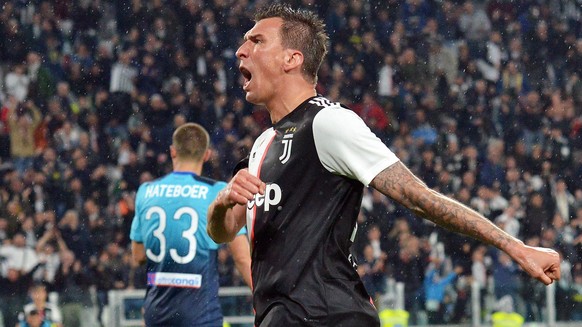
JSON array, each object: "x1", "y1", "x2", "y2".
[
  {"x1": 173, "y1": 161, "x2": 203, "y2": 175},
  {"x1": 266, "y1": 84, "x2": 317, "y2": 124}
]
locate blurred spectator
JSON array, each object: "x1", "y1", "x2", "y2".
[
  {"x1": 57, "y1": 210, "x2": 93, "y2": 265},
  {"x1": 0, "y1": 232, "x2": 41, "y2": 327},
  {"x1": 552, "y1": 179, "x2": 576, "y2": 223},
  {"x1": 108, "y1": 49, "x2": 137, "y2": 125},
  {"x1": 398, "y1": 48, "x2": 429, "y2": 88},
  {"x1": 495, "y1": 203, "x2": 521, "y2": 239},
  {"x1": 546, "y1": 124, "x2": 573, "y2": 173},
  {"x1": 352, "y1": 91, "x2": 390, "y2": 142},
  {"x1": 458, "y1": 0, "x2": 491, "y2": 59},
  {"x1": 1, "y1": 18, "x2": 28, "y2": 65},
  {"x1": 492, "y1": 251, "x2": 521, "y2": 311},
  {"x1": 523, "y1": 192, "x2": 552, "y2": 240},
  {"x1": 82, "y1": 198, "x2": 111, "y2": 253},
  {"x1": 18, "y1": 306, "x2": 53, "y2": 327},
  {"x1": 428, "y1": 37, "x2": 457, "y2": 86},
  {"x1": 92, "y1": 243, "x2": 127, "y2": 327},
  {"x1": 362, "y1": 189, "x2": 394, "y2": 236},
  {"x1": 471, "y1": 245, "x2": 488, "y2": 298},
  {"x1": 324, "y1": 1, "x2": 348, "y2": 41},
  {"x1": 53, "y1": 250, "x2": 94, "y2": 327},
  {"x1": 416, "y1": 146, "x2": 438, "y2": 188},
  {"x1": 401, "y1": 0, "x2": 430, "y2": 38},
  {"x1": 476, "y1": 31, "x2": 504, "y2": 83},
  {"x1": 137, "y1": 53, "x2": 163, "y2": 96},
  {"x1": 20, "y1": 217, "x2": 38, "y2": 249},
  {"x1": 410, "y1": 109, "x2": 437, "y2": 147},
  {"x1": 53, "y1": 120, "x2": 81, "y2": 155},
  {"x1": 377, "y1": 54, "x2": 397, "y2": 101},
  {"x1": 497, "y1": 61, "x2": 529, "y2": 98},
  {"x1": 33, "y1": 226, "x2": 67, "y2": 286},
  {"x1": 0, "y1": 232, "x2": 39, "y2": 278},
  {"x1": 8, "y1": 99, "x2": 42, "y2": 175},
  {"x1": 18, "y1": 282, "x2": 62, "y2": 327},
  {"x1": 5, "y1": 63, "x2": 30, "y2": 102},
  {"x1": 424, "y1": 258, "x2": 462, "y2": 325},
  {"x1": 358, "y1": 243, "x2": 387, "y2": 303},
  {"x1": 390, "y1": 234, "x2": 429, "y2": 325},
  {"x1": 524, "y1": 21, "x2": 553, "y2": 92}
]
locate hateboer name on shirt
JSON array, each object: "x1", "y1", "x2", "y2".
[{"x1": 144, "y1": 184, "x2": 209, "y2": 199}]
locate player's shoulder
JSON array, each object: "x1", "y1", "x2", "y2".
[
  {"x1": 169, "y1": 172, "x2": 226, "y2": 189},
  {"x1": 137, "y1": 173, "x2": 169, "y2": 188},
  {"x1": 311, "y1": 97, "x2": 361, "y2": 129},
  {"x1": 193, "y1": 174, "x2": 225, "y2": 188},
  {"x1": 136, "y1": 175, "x2": 163, "y2": 194},
  {"x1": 307, "y1": 96, "x2": 356, "y2": 121},
  {"x1": 305, "y1": 96, "x2": 348, "y2": 111}
]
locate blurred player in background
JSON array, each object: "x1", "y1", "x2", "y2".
[{"x1": 131, "y1": 123, "x2": 251, "y2": 326}]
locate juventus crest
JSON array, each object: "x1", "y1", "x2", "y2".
[{"x1": 279, "y1": 134, "x2": 293, "y2": 164}]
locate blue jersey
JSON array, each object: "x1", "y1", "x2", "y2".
[{"x1": 130, "y1": 172, "x2": 229, "y2": 327}]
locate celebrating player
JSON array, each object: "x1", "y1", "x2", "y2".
[{"x1": 207, "y1": 4, "x2": 560, "y2": 327}]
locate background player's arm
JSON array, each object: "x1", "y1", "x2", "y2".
[
  {"x1": 208, "y1": 169, "x2": 265, "y2": 243},
  {"x1": 131, "y1": 241, "x2": 147, "y2": 266},
  {"x1": 370, "y1": 161, "x2": 561, "y2": 285},
  {"x1": 228, "y1": 234, "x2": 252, "y2": 287}
]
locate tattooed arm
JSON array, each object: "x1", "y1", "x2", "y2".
[{"x1": 370, "y1": 161, "x2": 561, "y2": 285}]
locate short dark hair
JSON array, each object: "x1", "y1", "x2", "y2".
[
  {"x1": 172, "y1": 123, "x2": 209, "y2": 161},
  {"x1": 255, "y1": 4, "x2": 328, "y2": 84}
]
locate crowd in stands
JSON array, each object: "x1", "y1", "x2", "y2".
[{"x1": 0, "y1": 0, "x2": 582, "y2": 326}]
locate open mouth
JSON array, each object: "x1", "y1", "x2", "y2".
[{"x1": 240, "y1": 66, "x2": 252, "y2": 89}]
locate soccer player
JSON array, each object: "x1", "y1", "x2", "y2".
[
  {"x1": 131, "y1": 123, "x2": 251, "y2": 326},
  {"x1": 206, "y1": 4, "x2": 561, "y2": 327}
]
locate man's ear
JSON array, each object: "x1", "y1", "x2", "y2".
[
  {"x1": 283, "y1": 49, "x2": 304, "y2": 73},
  {"x1": 170, "y1": 145, "x2": 177, "y2": 159},
  {"x1": 202, "y1": 149, "x2": 212, "y2": 163}
]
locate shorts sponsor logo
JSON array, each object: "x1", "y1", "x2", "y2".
[{"x1": 147, "y1": 272, "x2": 202, "y2": 288}]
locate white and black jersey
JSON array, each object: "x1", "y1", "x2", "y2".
[{"x1": 240, "y1": 96, "x2": 399, "y2": 326}]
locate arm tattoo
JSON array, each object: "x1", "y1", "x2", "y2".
[{"x1": 371, "y1": 162, "x2": 516, "y2": 251}]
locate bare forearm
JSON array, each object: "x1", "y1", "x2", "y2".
[
  {"x1": 208, "y1": 169, "x2": 263, "y2": 243},
  {"x1": 207, "y1": 199, "x2": 244, "y2": 243},
  {"x1": 371, "y1": 162, "x2": 521, "y2": 254},
  {"x1": 131, "y1": 241, "x2": 146, "y2": 266},
  {"x1": 229, "y1": 235, "x2": 252, "y2": 288},
  {"x1": 416, "y1": 188, "x2": 520, "y2": 252}
]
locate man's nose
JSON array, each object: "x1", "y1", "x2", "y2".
[{"x1": 236, "y1": 41, "x2": 248, "y2": 59}]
